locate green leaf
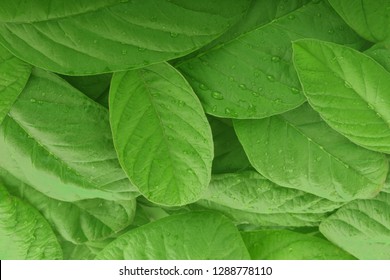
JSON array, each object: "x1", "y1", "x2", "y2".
[
  {"x1": 96, "y1": 211, "x2": 250, "y2": 260},
  {"x1": 293, "y1": 39, "x2": 390, "y2": 154},
  {"x1": 208, "y1": 116, "x2": 251, "y2": 174},
  {"x1": 0, "y1": 184, "x2": 62, "y2": 260},
  {"x1": 0, "y1": 0, "x2": 250, "y2": 75},
  {"x1": 241, "y1": 230, "x2": 355, "y2": 260},
  {"x1": 320, "y1": 192, "x2": 390, "y2": 260},
  {"x1": 0, "y1": 0, "x2": 124, "y2": 22},
  {"x1": 192, "y1": 201, "x2": 329, "y2": 227},
  {"x1": 178, "y1": 0, "x2": 366, "y2": 119},
  {"x1": 1, "y1": 167, "x2": 136, "y2": 244},
  {"x1": 365, "y1": 42, "x2": 390, "y2": 72},
  {"x1": 234, "y1": 103, "x2": 388, "y2": 202},
  {"x1": 203, "y1": 171, "x2": 343, "y2": 214},
  {"x1": 328, "y1": 0, "x2": 390, "y2": 43},
  {"x1": 0, "y1": 44, "x2": 31, "y2": 124},
  {"x1": 0, "y1": 68, "x2": 138, "y2": 202},
  {"x1": 110, "y1": 63, "x2": 213, "y2": 206}
]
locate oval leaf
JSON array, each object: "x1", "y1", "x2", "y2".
[
  {"x1": 0, "y1": 68, "x2": 138, "y2": 201},
  {"x1": 0, "y1": 44, "x2": 31, "y2": 124},
  {"x1": 320, "y1": 192, "x2": 390, "y2": 260},
  {"x1": 293, "y1": 39, "x2": 390, "y2": 154},
  {"x1": 241, "y1": 230, "x2": 355, "y2": 260},
  {"x1": 0, "y1": 184, "x2": 62, "y2": 260},
  {"x1": 234, "y1": 103, "x2": 388, "y2": 201},
  {"x1": 0, "y1": 0, "x2": 250, "y2": 74},
  {"x1": 110, "y1": 63, "x2": 213, "y2": 206},
  {"x1": 178, "y1": 0, "x2": 365, "y2": 119},
  {"x1": 96, "y1": 211, "x2": 250, "y2": 260}
]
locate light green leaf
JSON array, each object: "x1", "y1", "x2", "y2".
[
  {"x1": 192, "y1": 201, "x2": 329, "y2": 227},
  {"x1": 110, "y1": 63, "x2": 213, "y2": 206},
  {"x1": 203, "y1": 171, "x2": 343, "y2": 214},
  {"x1": 241, "y1": 230, "x2": 355, "y2": 260},
  {"x1": 320, "y1": 192, "x2": 390, "y2": 260},
  {"x1": 0, "y1": 44, "x2": 31, "y2": 124},
  {"x1": 234, "y1": 103, "x2": 388, "y2": 202},
  {"x1": 0, "y1": 0, "x2": 250, "y2": 75},
  {"x1": 0, "y1": 0, "x2": 124, "y2": 22},
  {"x1": 0, "y1": 68, "x2": 138, "y2": 202},
  {"x1": 0, "y1": 184, "x2": 62, "y2": 260},
  {"x1": 365, "y1": 42, "x2": 390, "y2": 72},
  {"x1": 1, "y1": 167, "x2": 136, "y2": 244},
  {"x1": 96, "y1": 211, "x2": 250, "y2": 260},
  {"x1": 328, "y1": 0, "x2": 390, "y2": 43},
  {"x1": 208, "y1": 117, "x2": 251, "y2": 174},
  {"x1": 178, "y1": 0, "x2": 366, "y2": 119},
  {"x1": 293, "y1": 39, "x2": 390, "y2": 154}
]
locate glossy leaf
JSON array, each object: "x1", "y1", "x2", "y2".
[
  {"x1": 0, "y1": 44, "x2": 31, "y2": 124},
  {"x1": 110, "y1": 63, "x2": 213, "y2": 206},
  {"x1": 320, "y1": 192, "x2": 390, "y2": 260},
  {"x1": 293, "y1": 39, "x2": 390, "y2": 154},
  {"x1": 234, "y1": 103, "x2": 388, "y2": 201},
  {"x1": 0, "y1": 184, "x2": 62, "y2": 260},
  {"x1": 365, "y1": 42, "x2": 390, "y2": 72},
  {"x1": 96, "y1": 212, "x2": 250, "y2": 259},
  {"x1": 0, "y1": 0, "x2": 250, "y2": 75},
  {"x1": 178, "y1": 0, "x2": 365, "y2": 119},
  {"x1": 0, "y1": 68, "x2": 138, "y2": 202},
  {"x1": 203, "y1": 171, "x2": 343, "y2": 213},
  {"x1": 329, "y1": 0, "x2": 390, "y2": 43},
  {"x1": 241, "y1": 230, "x2": 355, "y2": 260}
]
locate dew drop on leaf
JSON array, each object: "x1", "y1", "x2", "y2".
[
  {"x1": 211, "y1": 91, "x2": 224, "y2": 100},
  {"x1": 271, "y1": 56, "x2": 281, "y2": 62},
  {"x1": 239, "y1": 84, "x2": 246, "y2": 90},
  {"x1": 170, "y1": 32, "x2": 178, "y2": 38},
  {"x1": 199, "y1": 84, "x2": 208, "y2": 90},
  {"x1": 267, "y1": 75, "x2": 275, "y2": 82},
  {"x1": 288, "y1": 15, "x2": 295, "y2": 20}
]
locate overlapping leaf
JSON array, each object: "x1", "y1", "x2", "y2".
[
  {"x1": 96, "y1": 212, "x2": 250, "y2": 259},
  {"x1": 0, "y1": 44, "x2": 31, "y2": 124},
  {"x1": 0, "y1": 184, "x2": 62, "y2": 259},
  {"x1": 0, "y1": 0, "x2": 250, "y2": 74},
  {"x1": 320, "y1": 192, "x2": 390, "y2": 260},
  {"x1": 0, "y1": 68, "x2": 138, "y2": 202},
  {"x1": 234, "y1": 103, "x2": 388, "y2": 201},
  {"x1": 109, "y1": 63, "x2": 213, "y2": 206},
  {"x1": 293, "y1": 39, "x2": 390, "y2": 154},
  {"x1": 178, "y1": 0, "x2": 365, "y2": 119}
]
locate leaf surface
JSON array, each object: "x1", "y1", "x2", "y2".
[
  {"x1": 0, "y1": 68, "x2": 137, "y2": 201},
  {"x1": 293, "y1": 39, "x2": 390, "y2": 154},
  {"x1": 234, "y1": 103, "x2": 388, "y2": 201},
  {"x1": 0, "y1": 184, "x2": 62, "y2": 259},
  {"x1": 320, "y1": 192, "x2": 390, "y2": 260},
  {"x1": 0, "y1": 0, "x2": 250, "y2": 74},
  {"x1": 110, "y1": 63, "x2": 213, "y2": 206},
  {"x1": 241, "y1": 230, "x2": 355, "y2": 260},
  {"x1": 96, "y1": 211, "x2": 250, "y2": 259},
  {"x1": 0, "y1": 44, "x2": 31, "y2": 124},
  {"x1": 178, "y1": 0, "x2": 365, "y2": 119},
  {"x1": 329, "y1": 0, "x2": 390, "y2": 43}
]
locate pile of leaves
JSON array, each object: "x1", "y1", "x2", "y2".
[{"x1": 0, "y1": 0, "x2": 389, "y2": 260}]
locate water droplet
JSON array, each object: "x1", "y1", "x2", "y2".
[
  {"x1": 267, "y1": 75, "x2": 275, "y2": 82},
  {"x1": 344, "y1": 81, "x2": 352, "y2": 88},
  {"x1": 288, "y1": 15, "x2": 295, "y2": 20},
  {"x1": 187, "y1": 168, "x2": 194, "y2": 174},
  {"x1": 225, "y1": 108, "x2": 237, "y2": 117},
  {"x1": 178, "y1": 100, "x2": 185, "y2": 107},
  {"x1": 315, "y1": 156, "x2": 322, "y2": 162},
  {"x1": 170, "y1": 32, "x2": 178, "y2": 38},
  {"x1": 93, "y1": 39, "x2": 98, "y2": 44},
  {"x1": 252, "y1": 91, "x2": 260, "y2": 97},
  {"x1": 291, "y1": 87, "x2": 300, "y2": 94},
  {"x1": 239, "y1": 84, "x2": 246, "y2": 90},
  {"x1": 121, "y1": 50, "x2": 127, "y2": 55},
  {"x1": 199, "y1": 84, "x2": 208, "y2": 90},
  {"x1": 271, "y1": 56, "x2": 281, "y2": 62},
  {"x1": 316, "y1": 12, "x2": 322, "y2": 17},
  {"x1": 138, "y1": 47, "x2": 146, "y2": 52},
  {"x1": 211, "y1": 91, "x2": 224, "y2": 100},
  {"x1": 274, "y1": 98, "x2": 282, "y2": 103},
  {"x1": 229, "y1": 76, "x2": 235, "y2": 81},
  {"x1": 211, "y1": 105, "x2": 217, "y2": 112},
  {"x1": 30, "y1": 98, "x2": 36, "y2": 103},
  {"x1": 328, "y1": 29, "x2": 334, "y2": 34}
]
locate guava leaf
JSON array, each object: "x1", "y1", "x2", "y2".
[
  {"x1": 109, "y1": 63, "x2": 213, "y2": 206},
  {"x1": 234, "y1": 103, "x2": 388, "y2": 201},
  {"x1": 293, "y1": 39, "x2": 390, "y2": 154},
  {"x1": 96, "y1": 211, "x2": 250, "y2": 259},
  {"x1": 178, "y1": 0, "x2": 365, "y2": 119},
  {"x1": 0, "y1": 0, "x2": 250, "y2": 74},
  {"x1": 0, "y1": 68, "x2": 138, "y2": 202},
  {"x1": 320, "y1": 192, "x2": 390, "y2": 260},
  {"x1": 0, "y1": 184, "x2": 62, "y2": 260},
  {"x1": 241, "y1": 230, "x2": 355, "y2": 260}
]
